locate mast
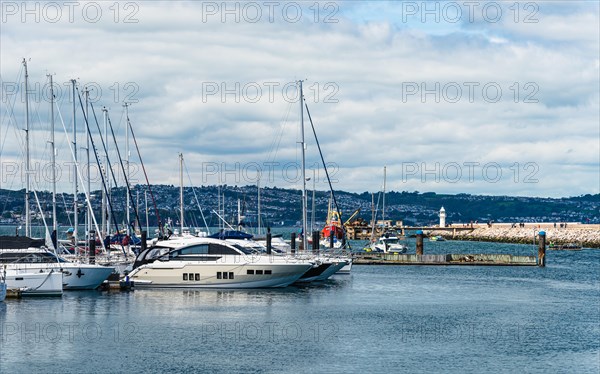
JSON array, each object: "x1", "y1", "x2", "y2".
[
  {"x1": 370, "y1": 193, "x2": 376, "y2": 241},
  {"x1": 237, "y1": 198, "x2": 241, "y2": 230},
  {"x1": 124, "y1": 103, "x2": 130, "y2": 238},
  {"x1": 257, "y1": 179, "x2": 261, "y2": 235},
  {"x1": 145, "y1": 191, "x2": 149, "y2": 234},
  {"x1": 179, "y1": 153, "x2": 184, "y2": 234},
  {"x1": 311, "y1": 169, "x2": 316, "y2": 233},
  {"x1": 136, "y1": 190, "x2": 139, "y2": 234},
  {"x1": 23, "y1": 59, "x2": 31, "y2": 237},
  {"x1": 382, "y1": 166, "x2": 386, "y2": 223},
  {"x1": 49, "y1": 74, "x2": 57, "y2": 234},
  {"x1": 299, "y1": 80, "x2": 308, "y2": 252},
  {"x1": 102, "y1": 107, "x2": 109, "y2": 236},
  {"x1": 71, "y1": 79, "x2": 78, "y2": 244},
  {"x1": 85, "y1": 87, "x2": 91, "y2": 243}
]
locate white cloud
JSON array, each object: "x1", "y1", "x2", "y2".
[{"x1": 1, "y1": 0, "x2": 598, "y2": 198}]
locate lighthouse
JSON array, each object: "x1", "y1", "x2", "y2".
[{"x1": 439, "y1": 207, "x2": 446, "y2": 227}]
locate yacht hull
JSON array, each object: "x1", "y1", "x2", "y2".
[
  {"x1": 4, "y1": 269, "x2": 63, "y2": 296},
  {"x1": 62, "y1": 265, "x2": 115, "y2": 290},
  {"x1": 129, "y1": 263, "x2": 311, "y2": 289},
  {"x1": 336, "y1": 260, "x2": 353, "y2": 274}
]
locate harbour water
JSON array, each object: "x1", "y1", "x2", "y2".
[{"x1": 0, "y1": 240, "x2": 598, "y2": 373}]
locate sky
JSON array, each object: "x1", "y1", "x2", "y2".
[{"x1": 1, "y1": 0, "x2": 599, "y2": 198}]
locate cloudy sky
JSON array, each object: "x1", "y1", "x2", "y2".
[{"x1": 1, "y1": 1, "x2": 599, "y2": 198}]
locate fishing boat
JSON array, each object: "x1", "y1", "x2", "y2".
[
  {"x1": 318, "y1": 210, "x2": 345, "y2": 249},
  {"x1": 429, "y1": 235, "x2": 446, "y2": 242}
]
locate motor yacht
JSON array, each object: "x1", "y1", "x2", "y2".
[{"x1": 128, "y1": 237, "x2": 314, "y2": 288}]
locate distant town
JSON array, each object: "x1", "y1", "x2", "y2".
[{"x1": 1, "y1": 186, "x2": 598, "y2": 230}]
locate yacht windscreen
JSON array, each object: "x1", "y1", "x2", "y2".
[{"x1": 230, "y1": 244, "x2": 253, "y2": 255}]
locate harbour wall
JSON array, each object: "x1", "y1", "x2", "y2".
[{"x1": 427, "y1": 224, "x2": 600, "y2": 248}]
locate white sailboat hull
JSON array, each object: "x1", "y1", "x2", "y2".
[
  {"x1": 5, "y1": 263, "x2": 114, "y2": 290},
  {"x1": 61, "y1": 265, "x2": 115, "y2": 290},
  {"x1": 4, "y1": 269, "x2": 63, "y2": 296}
]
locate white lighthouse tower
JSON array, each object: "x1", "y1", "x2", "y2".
[{"x1": 439, "y1": 207, "x2": 446, "y2": 227}]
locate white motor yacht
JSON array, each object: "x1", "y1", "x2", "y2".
[
  {"x1": 128, "y1": 237, "x2": 314, "y2": 288},
  {"x1": 368, "y1": 235, "x2": 408, "y2": 254}
]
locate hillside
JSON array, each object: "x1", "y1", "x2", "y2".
[{"x1": 1, "y1": 186, "x2": 598, "y2": 229}]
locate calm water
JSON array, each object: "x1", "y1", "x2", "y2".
[{"x1": 1, "y1": 240, "x2": 598, "y2": 373}]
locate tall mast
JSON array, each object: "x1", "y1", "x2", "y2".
[
  {"x1": 257, "y1": 178, "x2": 261, "y2": 235},
  {"x1": 299, "y1": 80, "x2": 308, "y2": 252},
  {"x1": 85, "y1": 87, "x2": 91, "y2": 242},
  {"x1": 237, "y1": 198, "x2": 241, "y2": 230},
  {"x1": 23, "y1": 59, "x2": 31, "y2": 237},
  {"x1": 311, "y1": 169, "x2": 316, "y2": 233},
  {"x1": 48, "y1": 74, "x2": 57, "y2": 234},
  {"x1": 124, "y1": 103, "x2": 130, "y2": 237},
  {"x1": 102, "y1": 107, "x2": 110, "y2": 236},
  {"x1": 145, "y1": 191, "x2": 149, "y2": 234},
  {"x1": 71, "y1": 79, "x2": 78, "y2": 244},
  {"x1": 136, "y1": 190, "x2": 139, "y2": 234},
  {"x1": 370, "y1": 192, "x2": 376, "y2": 241},
  {"x1": 382, "y1": 166, "x2": 386, "y2": 223},
  {"x1": 179, "y1": 153, "x2": 184, "y2": 234}
]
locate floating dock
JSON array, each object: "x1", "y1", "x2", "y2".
[
  {"x1": 353, "y1": 253, "x2": 537, "y2": 266},
  {"x1": 352, "y1": 230, "x2": 546, "y2": 267}
]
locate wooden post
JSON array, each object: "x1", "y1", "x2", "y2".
[
  {"x1": 538, "y1": 230, "x2": 546, "y2": 267},
  {"x1": 290, "y1": 232, "x2": 296, "y2": 254},
  {"x1": 312, "y1": 231, "x2": 319, "y2": 253},
  {"x1": 89, "y1": 230, "x2": 96, "y2": 264},
  {"x1": 416, "y1": 230, "x2": 424, "y2": 256},
  {"x1": 329, "y1": 231, "x2": 334, "y2": 249}
]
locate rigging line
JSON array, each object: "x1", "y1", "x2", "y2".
[
  {"x1": 60, "y1": 192, "x2": 73, "y2": 227},
  {"x1": 73, "y1": 88, "x2": 107, "y2": 252},
  {"x1": 183, "y1": 158, "x2": 210, "y2": 235},
  {"x1": 303, "y1": 100, "x2": 351, "y2": 249},
  {"x1": 54, "y1": 87, "x2": 106, "y2": 251},
  {"x1": 0, "y1": 78, "x2": 25, "y2": 164},
  {"x1": 104, "y1": 108, "x2": 143, "y2": 232},
  {"x1": 84, "y1": 100, "x2": 127, "y2": 255},
  {"x1": 0, "y1": 68, "x2": 25, "y2": 158},
  {"x1": 124, "y1": 112, "x2": 164, "y2": 236},
  {"x1": 30, "y1": 185, "x2": 53, "y2": 250},
  {"x1": 265, "y1": 100, "x2": 293, "y2": 164},
  {"x1": 125, "y1": 109, "x2": 143, "y2": 230}
]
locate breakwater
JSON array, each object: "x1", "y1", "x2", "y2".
[{"x1": 428, "y1": 224, "x2": 600, "y2": 248}]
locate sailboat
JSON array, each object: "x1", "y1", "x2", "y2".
[
  {"x1": 292, "y1": 80, "x2": 350, "y2": 280},
  {"x1": 367, "y1": 166, "x2": 408, "y2": 254}
]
